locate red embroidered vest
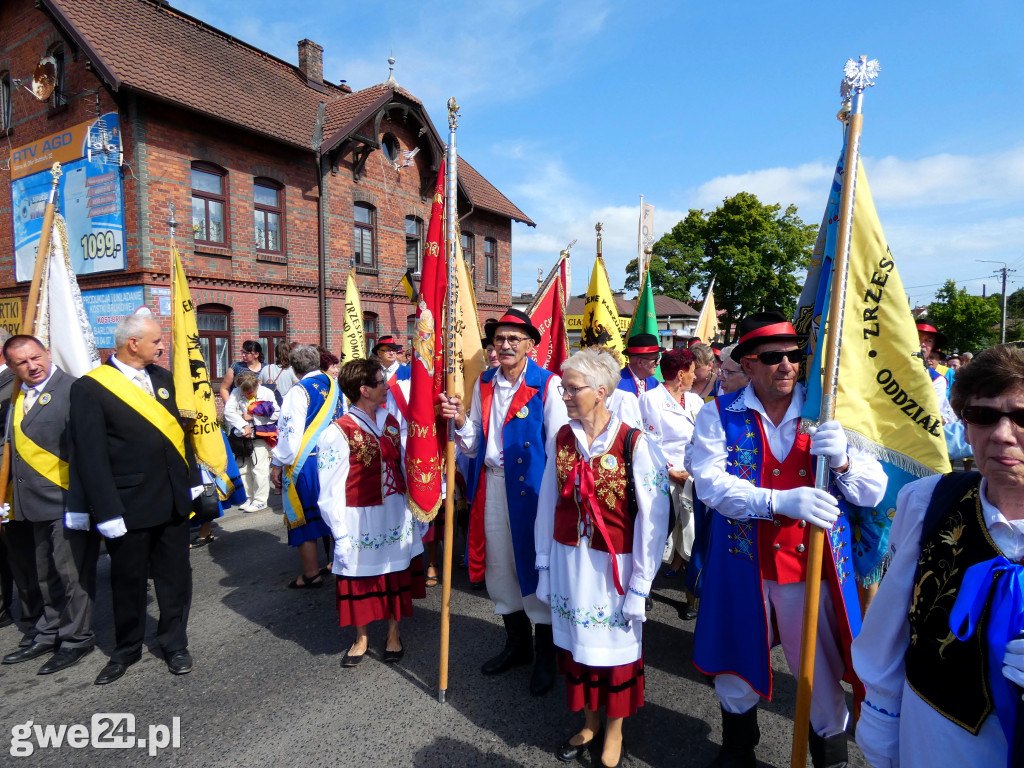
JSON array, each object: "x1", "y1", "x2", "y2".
[
  {"x1": 552, "y1": 422, "x2": 634, "y2": 554},
  {"x1": 756, "y1": 428, "x2": 817, "y2": 584},
  {"x1": 337, "y1": 413, "x2": 407, "y2": 506}
]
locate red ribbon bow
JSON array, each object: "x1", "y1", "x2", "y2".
[{"x1": 560, "y1": 457, "x2": 625, "y2": 595}]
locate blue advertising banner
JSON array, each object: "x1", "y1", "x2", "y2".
[
  {"x1": 11, "y1": 112, "x2": 126, "y2": 282},
  {"x1": 81, "y1": 286, "x2": 145, "y2": 348}
]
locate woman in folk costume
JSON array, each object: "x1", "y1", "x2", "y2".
[
  {"x1": 316, "y1": 359, "x2": 426, "y2": 667},
  {"x1": 535, "y1": 346, "x2": 670, "y2": 768},
  {"x1": 638, "y1": 347, "x2": 704, "y2": 619}
]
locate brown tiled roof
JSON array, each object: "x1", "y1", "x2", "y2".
[
  {"x1": 459, "y1": 159, "x2": 534, "y2": 226},
  {"x1": 44, "y1": 0, "x2": 344, "y2": 150},
  {"x1": 43, "y1": 0, "x2": 533, "y2": 224}
]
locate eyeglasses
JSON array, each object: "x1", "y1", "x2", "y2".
[
  {"x1": 961, "y1": 406, "x2": 1024, "y2": 429},
  {"x1": 365, "y1": 377, "x2": 387, "y2": 388},
  {"x1": 632, "y1": 355, "x2": 660, "y2": 363},
  {"x1": 493, "y1": 335, "x2": 528, "y2": 348},
  {"x1": 744, "y1": 349, "x2": 806, "y2": 366},
  {"x1": 557, "y1": 384, "x2": 591, "y2": 398},
  {"x1": 721, "y1": 367, "x2": 744, "y2": 376}
]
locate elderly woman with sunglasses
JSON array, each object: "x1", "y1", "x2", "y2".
[
  {"x1": 534, "y1": 346, "x2": 669, "y2": 768},
  {"x1": 316, "y1": 359, "x2": 426, "y2": 668},
  {"x1": 854, "y1": 344, "x2": 1024, "y2": 768}
]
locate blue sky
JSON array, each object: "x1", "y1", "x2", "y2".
[{"x1": 176, "y1": 0, "x2": 1024, "y2": 308}]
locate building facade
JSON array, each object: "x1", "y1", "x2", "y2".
[{"x1": 0, "y1": 0, "x2": 531, "y2": 386}]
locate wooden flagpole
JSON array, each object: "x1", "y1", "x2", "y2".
[
  {"x1": 0, "y1": 162, "x2": 62, "y2": 514},
  {"x1": 438, "y1": 97, "x2": 460, "y2": 703},
  {"x1": 790, "y1": 57, "x2": 877, "y2": 768}
]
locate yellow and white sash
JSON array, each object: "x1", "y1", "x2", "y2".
[
  {"x1": 86, "y1": 366, "x2": 187, "y2": 465},
  {"x1": 12, "y1": 389, "x2": 69, "y2": 490}
]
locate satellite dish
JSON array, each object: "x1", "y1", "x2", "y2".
[{"x1": 30, "y1": 56, "x2": 57, "y2": 102}]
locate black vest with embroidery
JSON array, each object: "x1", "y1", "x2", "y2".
[{"x1": 904, "y1": 474, "x2": 1000, "y2": 734}]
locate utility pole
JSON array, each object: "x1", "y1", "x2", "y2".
[{"x1": 980, "y1": 260, "x2": 1016, "y2": 343}]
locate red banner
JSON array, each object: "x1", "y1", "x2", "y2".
[
  {"x1": 404, "y1": 164, "x2": 446, "y2": 521},
  {"x1": 527, "y1": 255, "x2": 570, "y2": 373}
]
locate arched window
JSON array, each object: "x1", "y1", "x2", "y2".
[
  {"x1": 354, "y1": 202, "x2": 376, "y2": 269},
  {"x1": 197, "y1": 304, "x2": 232, "y2": 380},
  {"x1": 461, "y1": 231, "x2": 475, "y2": 279},
  {"x1": 48, "y1": 45, "x2": 66, "y2": 109},
  {"x1": 0, "y1": 72, "x2": 11, "y2": 134},
  {"x1": 405, "y1": 215, "x2": 423, "y2": 275},
  {"x1": 484, "y1": 237, "x2": 498, "y2": 287},
  {"x1": 192, "y1": 162, "x2": 229, "y2": 245},
  {"x1": 363, "y1": 312, "x2": 378, "y2": 351},
  {"x1": 258, "y1": 308, "x2": 287, "y2": 361},
  {"x1": 254, "y1": 178, "x2": 284, "y2": 252},
  {"x1": 381, "y1": 133, "x2": 400, "y2": 163}
]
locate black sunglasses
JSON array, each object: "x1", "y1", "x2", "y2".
[
  {"x1": 744, "y1": 349, "x2": 806, "y2": 366},
  {"x1": 961, "y1": 406, "x2": 1024, "y2": 428}
]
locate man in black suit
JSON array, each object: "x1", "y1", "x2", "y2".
[
  {"x1": 0, "y1": 327, "x2": 20, "y2": 630},
  {"x1": 0, "y1": 336, "x2": 99, "y2": 674},
  {"x1": 70, "y1": 314, "x2": 199, "y2": 685}
]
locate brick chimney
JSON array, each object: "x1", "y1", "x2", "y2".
[{"x1": 298, "y1": 39, "x2": 324, "y2": 86}]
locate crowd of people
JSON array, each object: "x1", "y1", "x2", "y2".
[{"x1": 0, "y1": 307, "x2": 1021, "y2": 768}]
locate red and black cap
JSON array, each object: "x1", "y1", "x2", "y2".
[
  {"x1": 625, "y1": 333, "x2": 664, "y2": 355},
  {"x1": 915, "y1": 322, "x2": 947, "y2": 348},
  {"x1": 372, "y1": 335, "x2": 403, "y2": 354},
  {"x1": 487, "y1": 308, "x2": 541, "y2": 345},
  {"x1": 731, "y1": 312, "x2": 806, "y2": 361}
]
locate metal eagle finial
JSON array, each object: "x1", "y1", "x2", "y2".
[
  {"x1": 447, "y1": 98, "x2": 459, "y2": 131},
  {"x1": 168, "y1": 201, "x2": 177, "y2": 236},
  {"x1": 843, "y1": 56, "x2": 880, "y2": 92}
]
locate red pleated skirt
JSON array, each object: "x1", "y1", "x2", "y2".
[
  {"x1": 558, "y1": 650, "x2": 645, "y2": 719},
  {"x1": 335, "y1": 556, "x2": 426, "y2": 627}
]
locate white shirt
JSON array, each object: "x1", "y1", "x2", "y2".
[
  {"x1": 455, "y1": 365, "x2": 568, "y2": 469},
  {"x1": 20, "y1": 368, "x2": 55, "y2": 407},
  {"x1": 223, "y1": 385, "x2": 281, "y2": 436},
  {"x1": 606, "y1": 389, "x2": 643, "y2": 430},
  {"x1": 109, "y1": 354, "x2": 153, "y2": 395},
  {"x1": 852, "y1": 474, "x2": 1024, "y2": 768},
  {"x1": 383, "y1": 360, "x2": 402, "y2": 381},
  {"x1": 271, "y1": 370, "x2": 324, "y2": 467},
  {"x1": 638, "y1": 386, "x2": 703, "y2": 468},
  {"x1": 687, "y1": 383, "x2": 887, "y2": 519}
]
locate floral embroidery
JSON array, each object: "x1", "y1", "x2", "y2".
[
  {"x1": 555, "y1": 444, "x2": 575, "y2": 487},
  {"x1": 317, "y1": 443, "x2": 344, "y2": 471},
  {"x1": 592, "y1": 457, "x2": 626, "y2": 508},
  {"x1": 909, "y1": 502, "x2": 968, "y2": 653},
  {"x1": 550, "y1": 594, "x2": 629, "y2": 629},
  {"x1": 354, "y1": 520, "x2": 415, "y2": 551},
  {"x1": 641, "y1": 467, "x2": 669, "y2": 496},
  {"x1": 347, "y1": 428, "x2": 379, "y2": 467}
]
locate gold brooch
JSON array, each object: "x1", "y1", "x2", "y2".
[
  {"x1": 157, "y1": 387, "x2": 170, "y2": 400},
  {"x1": 39, "y1": 393, "x2": 51, "y2": 406},
  {"x1": 515, "y1": 405, "x2": 529, "y2": 419},
  {"x1": 600, "y1": 454, "x2": 617, "y2": 470}
]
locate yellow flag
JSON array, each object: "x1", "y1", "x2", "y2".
[
  {"x1": 171, "y1": 242, "x2": 229, "y2": 489},
  {"x1": 340, "y1": 270, "x2": 365, "y2": 363},
  {"x1": 693, "y1": 277, "x2": 719, "y2": 343},
  {"x1": 451, "y1": 232, "x2": 485, "y2": 399},
  {"x1": 581, "y1": 255, "x2": 624, "y2": 354}
]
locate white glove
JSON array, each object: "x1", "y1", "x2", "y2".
[
  {"x1": 621, "y1": 590, "x2": 647, "y2": 623},
  {"x1": 96, "y1": 516, "x2": 128, "y2": 539},
  {"x1": 64, "y1": 512, "x2": 91, "y2": 531},
  {"x1": 333, "y1": 536, "x2": 353, "y2": 572},
  {"x1": 0, "y1": 502, "x2": 10, "y2": 523},
  {"x1": 1002, "y1": 638, "x2": 1024, "y2": 698},
  {"x1": 809, "y1": 420, "x2": 849, "y2": 470},
  {"x1": 536, "y1": 570, "x2": 550, "y2": 604},
  {"x1": 772, "y1": 487, "x2": 839, "y2": 529},
  {"x1": 190, "y1": 485, "x2": 205, "y2": 500},
  {"x1": 855, "y1": 703, "x2": 901, "y2": 768}
]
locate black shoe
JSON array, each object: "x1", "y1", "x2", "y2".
[
  {"x1": 2, "y1": 641, "x2": 56, "y2": 665},
  {"x1": 382, "y1": 642, "x2": 404, "y2": 664},
  {"x1": 556, "y1": 727, "x2": 603, "y2": 762},
  {"x1": 470, "y1": 580, "x2": 486, "y2": 591},
  {"x1": 166, "y1": 649, "x2": 193, "y2": 675},
  {"x1": 340, "y1": 649, "x2": 365, "y2": 668},
  {"x1": 530, "y1": 622, "x2": 557, "y2": 696},
  {"x1": 707, "y1": 706, "x2": 759, "y2": 768},
  {"x1": 481, "y1": 610, "x2": 532, "y2": 675},
  {"x1": 680, "y1": 602, "x2": 698, "y2": 621},
  {"x1": 0, "y1": 608, "x2": 13, "y2": 629},
  {"x1": 809, "y1": 731, "x2": 848, "y2": 768},
  {"x1": 95, "y1": 657, "x2": 138, "y2": 686},
  {"x1": 38, "y1": 645, "x2": 94, "y2": 675}
]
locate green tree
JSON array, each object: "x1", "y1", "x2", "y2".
[
  {"x1": 925, "y1": 280, "x2": 1001, "y2": 352},
  {"x1": 625, "y1": 192, "x2": 817, "y2": 340}
]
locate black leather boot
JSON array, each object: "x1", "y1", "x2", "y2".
[
  {"x1": 481, "y1": 610, "x2": 532, "y2": 675},
  {"x1": 706, "y1": 706, "x2": 759, "y2": 768},
  {"x1": 529, "y1": 622, "x2": 557, "y2": 696},
  {"x1": 808, "y1": 731, "x2": 848, "y2": 768}
]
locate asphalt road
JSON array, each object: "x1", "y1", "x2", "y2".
[{"x1": 0, "y1": 497, "x2": 869, "y2": 768}]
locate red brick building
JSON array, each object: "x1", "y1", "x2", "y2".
[{"x1": 0, "y1": 0, "x2": 532, "y2": 384}]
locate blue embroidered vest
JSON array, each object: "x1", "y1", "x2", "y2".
[{"x1": 291, "y1": 373, "x2": 343, "y2": 513}]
